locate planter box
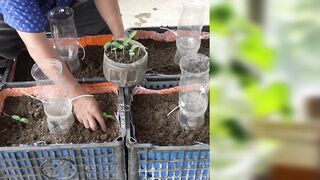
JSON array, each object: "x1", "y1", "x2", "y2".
[
  {"x1": 126, "y1": 26, "x2": 210, "y2": 81},
  {"x1": 7, "y1": 26, "x2": 209, "y2": 84},
  {"x1": 7, "y1": 35, "x2": 113, "y2": 84},
  {"x1": 124, "y1": 81, "x2": 210, "y2": 180},
  {"x1": 0, "y1": 82, "x2": 126, "y2": 180}
]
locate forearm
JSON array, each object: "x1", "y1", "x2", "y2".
[
  {"x1": 94, "y1": 0, "x2": 125, "y2": 38},
  {"x1": 17, "y1": 31, "x2": 86, "y2": 98}
]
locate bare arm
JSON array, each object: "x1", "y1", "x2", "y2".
[
  {"x1": 17, "y1": 31, "x2": 107, "y2": 132},
  {"x1": 94, "y1": 0, "x2": 125, "y2": 38},
  {"x1": 17, "y1": 31, "x2": 83, "y2": 97}
]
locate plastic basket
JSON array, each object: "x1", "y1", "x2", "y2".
[
  {"x1": 0, "y1": 82, "x2": 126, "y2": 180},
  {"x1": 126, "y1": 26, "x2": 210, "y2": 81},
  {"x1": 125, "y1": 81, "x2": 210, "y2": 180},
  {"x1": 7, "y1": 35, "x2": 113, "y2": 84}
]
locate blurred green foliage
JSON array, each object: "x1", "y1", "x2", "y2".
[
  {"x1": 211, "y1": 4, "x2": 275, "y2": 71},
  {"x1": 210, "y1": 3, "x2": 292, "y2": 144},
  {"x1": 245, "y1": 83, "x2": 290, "y2": 117}
]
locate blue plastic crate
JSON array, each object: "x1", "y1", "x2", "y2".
[
  {"x1": 0, "y1": 143, "x2": 125, "y2": 180},
  {"x1": 0, "y1": 88, "x2": 127, "y2": 180},
  {"x1": 125, "y1": 82, "x2": 210, "y2": 180}
]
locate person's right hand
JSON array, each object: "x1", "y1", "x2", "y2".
[{"x1": 72, "y1": 96, "x2": 107, "y2": 132}]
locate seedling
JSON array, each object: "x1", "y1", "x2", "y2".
[
  {"x1": 102, "y1": 112, "x2": 116, "y2": 121},
  {"x1": 104, "y1": 31, "x2": 141, "y2": 61},
  {"x1": 11, "y1": 115, "x2": 30, "y2": 124}
]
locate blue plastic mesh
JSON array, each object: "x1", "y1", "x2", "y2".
[
  {"x1": 0, "y1": 147, "x2": 118, "y2": 180},
  {"x1": 137, "y1": 148, "x2": 210, "y2": 180}
]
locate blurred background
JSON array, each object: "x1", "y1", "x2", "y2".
[{"x1": 210, "y1": 0, "x2": 320, "y2": 179}]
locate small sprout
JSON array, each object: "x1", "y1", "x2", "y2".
[
  {"x1": 102, "y1": 112, "x2": 116, "y2": 121},
  {"x1": 111, "y1": 41, "x2": 124, "y2": 49},
  {"x1": 104, "y1": 42, "x2": 112, "y2": 49},
  {"x1": 129, "y1": 31, "x2": 137, "y2": 39},
  {"x1": 129, "y1": 44, "x2": 140, "y2": 60},
  {"x1": 20, "y1": 118, "x2": 30, "y2": 124},
  {"x1": 12, "y1": 115, "x2": 21, "y2": 121},
  {"x1": 103, "y1": 30, "x2": 140, "y2": 61},
  {"x1": 11, "y1": 115, "x2": 29, "y2": 124}
]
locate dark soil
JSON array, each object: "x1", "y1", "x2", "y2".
[
  {"x1": 0, "y1": 93, "x2": 120, "y2": 147},
  {"x1": 141, "y1": 39, "x2": 210, "y2": 75},
  {"x1": 105, "y1": 41, "x2": 146, "y2": 64},
  {"x1": 13, "y1": 39, "x2": 209, "y2": 81},
  {"x1": 73, "y1": 46, "x2": 105, "y2": 78},
  {"x1": 131, "y1": 93, "x2": 209, "y2": 146}
]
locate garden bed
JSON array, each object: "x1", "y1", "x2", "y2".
[
  {"x1": 131, "y1": 93, "x2": 209, "y2": 146},
  {"x1": 0, "y1": 93, "x2": 120, "y2": 146},
  {"x1": 0, "y1": 83, "x2": 126, "y2": 180},
  {"x1": 126, "y1": 82, "x2": 210, "y2": 180},
  {"x1": 12, "y1": 39, "x2": 209, "y2": 82}
]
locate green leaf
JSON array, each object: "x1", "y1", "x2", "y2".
[
  {"x1": 111, "y1": 41, "x2": 122, "y2": 48},
  {"x1": 102, "y1": 112, "x2": 116, "y2": 121},
  {"x1": 129, "y1": 31, "x2": 137, "y2": 39},
  {"x1": 102, "y1": 112, "x2": 108, "y2": 117},
  {"x1": 12, "y1": 115, "x2": 21, "y2": 121},
  {"x1": 20, "y1": 118, "x2": 30, "y2": 124},
  {"x1": 123, "y1": 38, "x2": 130, "y2": 46},
  {"x1": 103, "y1": 42, "x2": 112, "y2": 49},
  {"x1": 130, "y1": 45, "x2": 138, "y2": 52}
]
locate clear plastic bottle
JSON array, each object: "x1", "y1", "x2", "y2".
[
  {"x1": 178, "y1": 53, "x2": 209, "y2": 130},
  {"x1": 48, "y1": 7, "x2": 80, "y2": 72},
  {"x1": 175, "y1": 0, "x2": 206, "y2": 64},
  {"x1": 31, "y1": 60, "x2": 74, "y2": 134}
]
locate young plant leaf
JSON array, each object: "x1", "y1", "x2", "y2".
[
  {"x1": 123, "y1": 38, "x2": 130, "y2": 46},
  {"x1": 111, "y1": 41, "x2": 122, "y2": 48},
  {"x1": 130, "y1": 45, "x2": 139, "y2": 54},
  {"x1": 20, "y1": 118, "x2": 30, "y2": 124},
  {"x1": 104, "y1": 42, "x2": 112, "y2": 49},
  {"x1": 129, "y1": 52, "x2": 135, "y2": 56},
  {"x1": 129, "y1": 31, "x2": 137, "y2": 39},
  {"x1": 12, "y1": 115, "x2": 21, "y2": 121},
  {"x1": 102, "y1": 112, "x2": 116, "y2": 121}
]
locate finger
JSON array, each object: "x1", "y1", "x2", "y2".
[
  {"x1": 83, "y1": 118, "x2": 90, "y2": 129},
  {"x1": 87, "y1": 114, "x2": 98, "y2": 131},
  {"x1": 77, "y1": 116, "x2": 83, "y2": 124},
  {"x1": 93, "y1": 110, "x2": 107, "y2": 132}
]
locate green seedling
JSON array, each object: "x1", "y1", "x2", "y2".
[
  {"x1": 12, "y1": 115, "x2": 21, "y2": 121},
  {"x1": 104, "y1": 31, "x2": 140, "y2": 62},
  {"x1": 102, "y1": 112, "x2": 116, "y2": 121},
  {"x1": 20, "y1": 118, "x2": 30, "y2": 124},
  {"x1": 11, "y1": 115, "x2": 29, "y2": 124}
]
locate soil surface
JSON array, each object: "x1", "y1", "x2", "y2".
[
  {"x1": 73, "y1": 46, "x2": 105, "y2": 78},
  {"x1": 141, "y1": 39, "x2": 210, "y2": 75},
  {"x1": 131, "y1": 93, "x2": 209, "y2": 146},
  {"x1": 105, "y1": 41, "x2": 146, "y2": 64},
  {"x1": 0, "y1": 93, "x2": 120, "y2": 147},
  {"x1": 13, "y1": 39, "x2": 209, "y2": 81}
]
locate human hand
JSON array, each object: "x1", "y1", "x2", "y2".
[{"x1": 72, "y1": 96, "x2": 107, "y2": 132}]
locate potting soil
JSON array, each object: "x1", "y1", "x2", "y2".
[
  {"x1": 131, "y1": 93, "x2": 209, "y2": 146},
  {"x1": 13, "y1": 39, "x2": 209, "y2": 81},
  {"x1": 0, "y1": 93, "x2": 120, "y2": 146}
]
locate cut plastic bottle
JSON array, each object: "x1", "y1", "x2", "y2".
[
  {"x1": 178, "y1": 53, "x2": 209, "y2": 130},
  {"x1": 174, "y1": 0, "x2": 206, "y2": 64},
  {"x1": 48, "y1": 7, "x2": 80, "y2": 72},
  {"x1": 31, "y1": 59, "x2": 74, "y2": 134}
]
